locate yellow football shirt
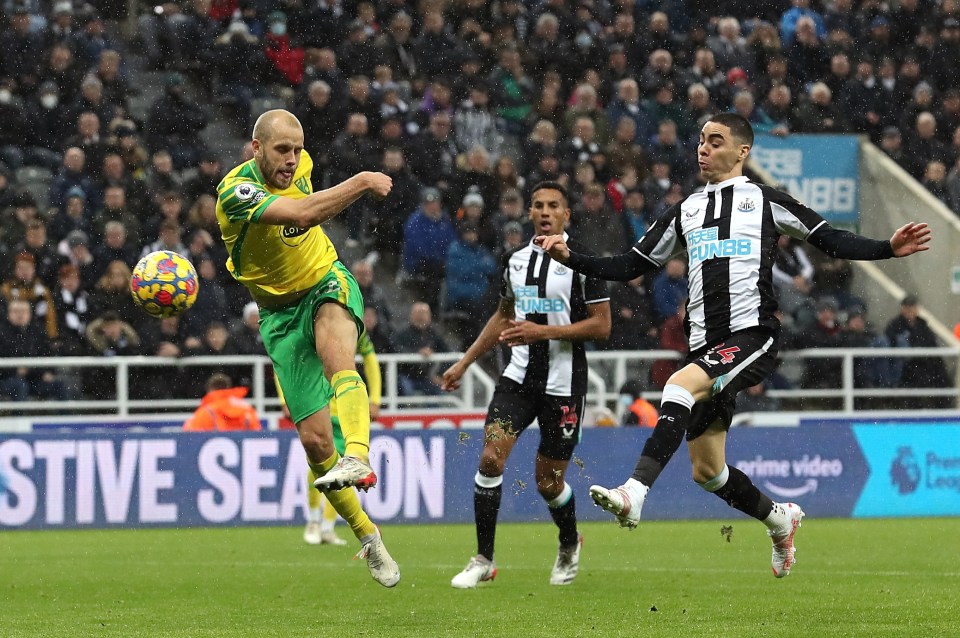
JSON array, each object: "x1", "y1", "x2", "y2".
[{"x1": 216, "y1": 151, "x2": 338, "y2": 308}]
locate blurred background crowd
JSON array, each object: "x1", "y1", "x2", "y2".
[{"x1": 0, "y1": 0, "x2": 953, "y2": 405}]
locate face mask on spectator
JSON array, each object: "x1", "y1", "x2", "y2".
[
  {"x1": 0, "y1": 90, "x2": 11, "y2": 104},
  {"x1": 270, "y1": 22, "x2": 286, "y2": 36},
  {"x1": 41, "y1": 95, "x2": 58, "y2": 109}
]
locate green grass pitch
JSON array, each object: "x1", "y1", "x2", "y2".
[{"x1": 1, "y1": 519, "x2": 957, "y2": 638}]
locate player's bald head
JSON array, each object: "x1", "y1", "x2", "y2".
[{"x1": 252, "y1": 109, "x2": 303, "y2": 143}]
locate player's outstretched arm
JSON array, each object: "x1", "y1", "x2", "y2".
[
  {"x1": 806, "y1": 222, "x2": 931, "y2": 260},
  {"x1": 889, "y1": 222, "x2": 932, "y2": 257},
  {"x1": 441, "y1": 299, "x2": 514, "y2": 392},
  {"x1": 534, "y1": 234, "x2": 657, "y2": 281},
  {"x1": 260, "y1": 171, "x2": 392, "y2": 227}
]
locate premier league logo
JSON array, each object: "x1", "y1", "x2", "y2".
[{"x1": 890, "y1": 446, "x2": 920, "y2": 495}]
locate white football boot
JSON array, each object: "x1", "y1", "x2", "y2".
[
  {"x1": 356, "y1": 527, "x2": 400, "y2": 587},
  {"x1": 451, "y1": 555, "x2": 497, "y2": 589},
  {"x1": 549, "y1": 533, "x2": 583, "y2": 585},
  {"x1": 769, "y1": 503, "x2": 805, "y2": 578},
  {"x1": 313, "y1": 456, "x2": 378, "y2": 492},
  {"x1": 589, "y1": 480, "x2": 648, "y2": 529}
]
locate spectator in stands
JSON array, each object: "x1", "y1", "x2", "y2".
[
  {"x1": 374, "y1": 11, "x2": 416, "y2": 84},
  {"x1": 41, "y1": 43, "x2": 83, "y2": 109},
  {"x1": 329, "y1": 113, "x2": 379, "y2": 245},
  {"x1": 444, "y1": 222, "x2": 497, "y2": 346},
  {"x1": 607, "y1": 273, "x2": 659, "y2": 351},
  {"x1": 20, "y1": 83, "x2": 65, "y2": 170},
  {"x1": 879, "y1": 126, "x2": 911, "y2": 172},
  {"x1": 607, "y1": 78, "x2": 656, "y2": 146},
  {"x1": 230, "y1": 301, "x2": 264, "y2": 356},
  {"x1": 647, "y1": 119, "x2": 690, "y2": 183},
  {"x1": 772, "y1": 235, "x2": 815, "y2": 320},
  {"x1": 52, "y1": 263, "x2": 89, "y2": 355},
  {"x1": 487, "y1": 45, "x2": 534, "y2": 137},
  {"x1": 82, "y1": 309, "x2": 141, "y2": 398},
  {"x1": 99, "y1": 152, "x2": 149, "y2": 215},
  {"x1": 841, "y1": 306, "x2": 898, "y2": 391},
  {"x1": 182, "y1": 255, "x2": 230, "y2": 339},
  {"x1": 88, "y1": 259, "x2": 138, "y2": 327},
  {"x1": 559, "y1": 116, "x2": 602, "y2": 177},
  {"x1": 184, "y1": 321, "x2": 245, "y2": 394},
  {"x1": 413, "y1": 11, "x2": 461, "y2": 80},
  {"x1": 144, "y1": 150, "x2": 183, "y2": 203},
  {"x1": 905, "y1": 112, "x2": 951, "y2": 180},
  {"x1": 710, "y1": 17, "x2": 754, "y2": 74},
  {"x1": 1, "y1": 192, "x2": 39, "y2": 249},
  {"x1": 922, "y1": 160, "x2": 951, "y2": 207},
  {"x1": 210, "y1": 21, "x2": 265, "y2": 128},
  {"x1": 792, "y1": 82, "x2": 848, "y2": 133},
  {"x1": 572, "y1": 182, "x2": 629, "y2": 257},
  {"x1": 762, "y1": 85, "x2": 794, "y2": 135},
  {"x1": 343, "y1": 76, "x2": 381, "y2": 135},
  {"x1": 182, "y1": 152, "x2": 223, "y2": 205},
  {"x1": 94, "y1": 185, "x2": 141, "y2": 245},
  {"x1": 395, "y1": 301, "x2": 450, "y2": 396},
  {"x1": 92, "y1": 220, "x2": 137, "y2": 278},
  {"x1": 401, "y1": 186, "x2": 456, "y2": 310},
  {"x1": 145, "y1": 73, "x2": 209, "y2": 169},
  {"x1": 838, "y1": 56, "x2": 883, "y2": 138},
  {"x1": 183, "y1": 372, "x2": 263, "y2": 431},
  {"x1": 0, "y1": 299, "x2": 70, "y2": 401},
  {"x1": 649, "y1": 300, "x2": 687, "y2": 389},
  {"x1": 48, "y1": 147, "x2": 95, "y2": 214},
  {"x1": 56, "y1": 229, "x2": 97, "y2": 285},
  {"x1": 360, "y1": 306, "x2": 392, "y2": 357},
  {"x1": 350, "y1": 258, "x2": 391, "y2": 324},
  {"x1": 0, "y1": 6, "x2": 43, "y2": 87},
  {"x1": 1, "y1": 251, "x2": 58, "y2": 340},
  {"x1": 453, "y1": 81, "x2": 500, "y2": 157},
  {"x1": 652, "y1": 257, "x2": 688, "y2": 326},
  {"x1": 619, "y1": 379, "x2": 658, "y2": 427},
  {"x1": 66, "y1": 78, "x2": 116, "y2": 140},
  {"x1": 366, "y1": 147, "x2": 419, "y2": 269},
  {"x1": 788, "y1": 16, "x2": 829, "y2": 87},
  {"x1": 736, "y1": 381, "x2": 780, "y2": 414},
  {"x1": 731, "y1": 91, "x2": 778, "y2": 135},
  {"x1": 15, "y1": 219, "x2": 57, "y2": 286},
  {"x1": 143, "y1": 190, "x2": 185, "y2": 242},
  {"x1": 63, "y1": 112, "x2": 108, "y2": 183},
  {"x1": 796, "y1": 297, "x2": 844, "y2": 390},
  {"x1": 621, "y1": 188, "x2": 653, "y2": 244},
  {"x1": 263, "y1": 11, "x2": 305, "y2": 87},
  {"x1": 885, "y1": 295, "x2": 951, "y2": 408},
  {"x1": 408, "y1": 111, "x2": 458, "y2": 192},
  {"x1": 294, "y1": 80, "x2": 344, "y2": 180}
]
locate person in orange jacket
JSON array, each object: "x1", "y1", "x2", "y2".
[
  {"x1": 183, "y1": 373, "x2": 263, "y2": 431},
  {"x1": 619, "y1": 379, "x2": 658, "y2": 427}
]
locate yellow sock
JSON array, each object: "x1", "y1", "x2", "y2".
[
  {"x1": 307, "y1": 467, "x2": 322, "y2": 510},
  {"x1": 324, "y1": 487, "x2": 376, "y2": 539},
  {"x1": 322, "y1": 494, "x2": 339, "y2": 523},
  {"x1": 331, "y1": 371, "x2": 370, "y2": 461},
  {"x1": 308, "y1": 451, "x2": 375, "y2": 539}
]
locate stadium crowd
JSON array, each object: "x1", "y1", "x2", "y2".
[{"x1": 0, "y1": 0, "x2": 953, "y2": 404}]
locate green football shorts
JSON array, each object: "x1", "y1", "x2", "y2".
[{"x1": 259, "y1": 261, "x2": 365, "y2": 424}]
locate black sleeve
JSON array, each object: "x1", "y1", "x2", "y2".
[
  {"x1": 565, "y1": 249, "x2": 658, "y2": 282},
  {"x1": 807, "y1": 225, "x2": 895, "y2": 260}
]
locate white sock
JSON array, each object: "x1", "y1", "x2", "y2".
[
  {"x1": 308, "y1": 507, "x2": 322, "y2": 523},
  {"x1": 624, "y1": 477, "x2": 650, "y2": 500},
  {"x1": 763, "y1": 503, "x2": 788, "y2": 533},
  {"x1": 320, "y1": 519, "x2": 336, "y2": 534}
]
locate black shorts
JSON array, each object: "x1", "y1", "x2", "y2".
[
  {"x1": 485, "y1": 378, "x2": 584, "y2": 461},
  {"x1": 685, "y1": 328, "x2": 778, "y2": 440}
]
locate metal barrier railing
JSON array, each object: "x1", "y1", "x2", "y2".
[{"x1": 0, "y1": 347, "x2": 955, "y2": 417}]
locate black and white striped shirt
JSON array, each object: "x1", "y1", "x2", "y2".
[
  {"x1": 565, "y1": 175, "x2": 895, "y2": 352},
  {"x1": 500, "y1": 235, "x2": 609, "y2": 396}
]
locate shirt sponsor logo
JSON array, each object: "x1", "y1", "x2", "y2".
[
  {"x1": 514, "y1": 285, "x2": 565, "y2": 313},
  {"x1": 687, "y1": 227, "x2": 753, "y2": 264}
]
